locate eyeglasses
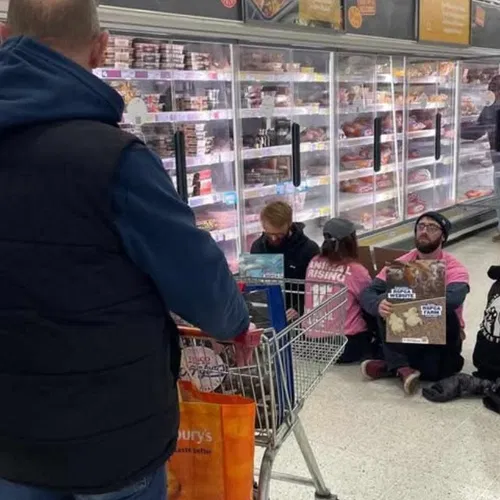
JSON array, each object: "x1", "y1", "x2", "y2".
[{"x1": 416, "y1": 223, "x2": 442, "y2": 235}]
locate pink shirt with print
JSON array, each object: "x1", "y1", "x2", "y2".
[
  {"x1": 305, "y1": 257, "x2": 372, "y2": 336},
  {"x1": 376, "y1": 249, "x2": 469, "y2": 328}
]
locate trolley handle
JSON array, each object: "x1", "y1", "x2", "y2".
[
  {"x1": 373, "y1": 116, "x2": 382, "y2": 173},
  {"x1": 177, "y1": 326, "x2": 263, "y2": 347}
]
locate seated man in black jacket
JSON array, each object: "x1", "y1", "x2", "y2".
[
  {"x1": 360, "y1": 213, "x2": 469, "y2": 395},
  {"x1": 251, "y1": 201, "x2": 320, "y2": 315}
]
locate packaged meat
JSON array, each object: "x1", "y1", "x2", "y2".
[
  {"x1": 108, "y1": 36, "x2": 133, "y2": 48},
  {"x1": 408, "y1": 169, "x2": 432, "y2": 184},
  {"x1": 340, "y1": 179, "x2": 373, "y2": 193},
  {"x1": 134, "y1": 52, "x2": 162, "y2": 64}
]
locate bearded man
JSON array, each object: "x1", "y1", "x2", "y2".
[{"x1": 359, "y1": 212, "x2": 469, "y2": 395}]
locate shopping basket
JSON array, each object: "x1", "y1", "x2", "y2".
[{"x1": 177, "y1": 277, "x2": 348, "y2": 500}]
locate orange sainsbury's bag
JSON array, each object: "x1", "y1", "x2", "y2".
[{"x1": 167, "y1": 381, "x2": 256, "y2": 500}]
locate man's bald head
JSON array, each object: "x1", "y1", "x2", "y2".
[
  {"x1": 2, "y1": 0, "x2": 107, "y2": 69},
  {"x1": 7, "y1": 0, "x2": 100, "y2": 49}
]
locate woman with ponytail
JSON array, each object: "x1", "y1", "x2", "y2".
[{"x1": 305, "y1": 218, "x2": 374, "y2": 363}]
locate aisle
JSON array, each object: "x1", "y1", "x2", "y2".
[{"x1": 264, "y1": 229, "x2": 500, "y2": 500}]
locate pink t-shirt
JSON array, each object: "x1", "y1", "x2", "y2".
[
  {"x1": 377, "y1": 249, "x2": 469, "y2": 328},
  {"x1": 305, "y1": 257, "x2": 372, "y2": 336}
]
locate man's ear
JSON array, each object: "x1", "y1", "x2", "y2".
[
  {"x1": 0, "y1": 23, "x2": 11, "y2": 43},
  {"x1": 89, "y1": 30, "x2": 108, "y2": 69}
]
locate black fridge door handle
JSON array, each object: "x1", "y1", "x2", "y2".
[
  {"x1": 291, "y1": 122, "x2": 301, "y2": 187},
  {"x1": 435, "y1": 113, "x2": 442, "y2": 160},
  {"x1": 495, "y1": 109, "x2": 500, "y2": 152},
  {"x1": 373, "y1": 117, "x2": 382, "y2": 173},
  {"x1": 174, "y1": 130, "x2": 188, "y2": 203}
]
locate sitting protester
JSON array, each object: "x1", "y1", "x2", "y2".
[
  {"x1": 473, "y1": 266, "x2": 500, "y2": 381},
  {"x1": 360, "y1": 212, "x2": 469, "y2": 394},
  {"x1": 251, "y1": 201, "x2": 319, "y2": 315},
  {"x1": 305, "y1": 218, "x2": 373, "y2": 363}
]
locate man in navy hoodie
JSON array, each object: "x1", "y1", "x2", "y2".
[{"x1": 0, "y1": 1, "x2": 249, "y2": 498}]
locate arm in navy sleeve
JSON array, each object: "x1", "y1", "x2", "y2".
[
  {"x1": 461, "y1": 107, "x2": 489, "y2": 141},
  {"x1": 446, "y1": 283, "x2": 470, "y2": 310},
  {"x1": 112, "y1": 143, "x2": 249, "y2": 340},
  {"x1": 360, "y1": 278, "x2": 387, "y2": 318}
]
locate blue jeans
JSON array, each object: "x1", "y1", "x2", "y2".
[{"x1": 0, "y1": 467, "x2": 166, "y2": 500}]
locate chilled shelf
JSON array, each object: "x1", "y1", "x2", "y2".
[
  {"x1": 94, "y1": 68, "x2": 232, "y2": 81},
  {"x1": 407, "y1": 177, "x2": 451, "y2": 193},
  {"x1": 163, "y1": 152, "x2": 234, "y2": 169},
  {"x1": 123, "y1": 109, "x2": 233, "y2": 124},
  {"x1": 239, "y1": 71, "x2": 328, "y2": 83},
  {"x1": 339, "y1": 102, "x2": 447, "y2": 115},
  {"x1": 459, "y1": 166, "x2": 494, "y2": 179},
  {"x1": 244, "y1": 175, "x2": 330, "y2": 200},
  {"x1": 242, "y1": 141, "x2": 329, "y2": 160},
  {"x1": 338, "y1": 163, "x2": 398, "y2": 181},
  {"x1": 339, "y1": 187, "x2": 399, "y2": 211},
  {"x1": 240, "y1": 106, "x2": 329, "y2": 119}
]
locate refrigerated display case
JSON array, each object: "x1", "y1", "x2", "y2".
[
  {"x1": 237, "y1": 45, "x2": 332, "y2": 249},
  {"x1": 85, "y1": 24, "x2": 500, "y2": 259},
  {"x1": 336, "y1": 54, "x2": 404, "y2": 234},
  {"x1": 458, "y1": 61, "x2": 497, "y2": 204},
  {"x1": 404, "y1": 59, "x2": 457, "y2": 215}
]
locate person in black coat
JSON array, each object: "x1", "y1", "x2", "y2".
[{"x1": 250, "y1": 201, "x2": 320, "y2": 314}]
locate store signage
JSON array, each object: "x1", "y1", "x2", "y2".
[
  {"x1": 101, "y1": 0, "x2": 241, "y2": 21},
  {"x1": 243, "y1": 0, "x2": 343, "y2": 31},
  {"x1": 471, "y1": 0, "x2": 500, "y2": 49},
  {"x1": 344, "y1": 0, "x2": 415, "y2": 40},
  {"x1": 418, "y1": 0, "x2": 471, "y2": 45}
]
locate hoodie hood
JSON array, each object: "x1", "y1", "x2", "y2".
[{"x1": 0, "y1": 36, "x2": 124, "y2": 134}]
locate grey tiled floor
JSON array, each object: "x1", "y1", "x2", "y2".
[{"x1": 261, "y1": 228, "x2": 500, "y2": 500}]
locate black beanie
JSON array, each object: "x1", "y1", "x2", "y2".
[{"x1": 415, "y1": 211, "x2": 452, "y2": 242}]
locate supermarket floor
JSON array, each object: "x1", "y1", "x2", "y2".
[{"x1": 261, "y1": 227, "x2": 500, "y2": 500}]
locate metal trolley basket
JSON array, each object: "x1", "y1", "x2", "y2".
[{"x1": 178, "y1": 278, "x2": 348, "y2": 499}]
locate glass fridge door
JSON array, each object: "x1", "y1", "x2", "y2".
[
  {"x1": 169, "y1": 40, "x2": 239, "y2": 271},
  {"x1": 95, "y1": 37, "x2": 239, "y2": 272},
  {"x1": 291, "y1": 49, "x2": 332, "y2": 244},
  {"x1": 404, "y1": 59, "x2": 457, "y2": 218},
  {"x1": 337, "y1": 53, "x2": 403, "y2": 234},
  {"x1": 458, "y1": 60, "x2": 498, "y2": 204},
  {"x1": 237, "y1": 45, "x2": 299, "y2": 250}
]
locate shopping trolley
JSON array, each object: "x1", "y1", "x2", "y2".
[{"x1": 178, "y1": 278, "x2": 348, "y2": 499}]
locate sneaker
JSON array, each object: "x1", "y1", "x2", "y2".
[
  {"x1": 397, "y1": 367, "x2": 421, "y2": 395},
  {"x1": 361, "y1": 359, "x2": 390, "y2": 380}
]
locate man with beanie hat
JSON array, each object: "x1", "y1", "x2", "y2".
[{"x1": 359, "y1": 213, "x2": 470, "y2": 395}]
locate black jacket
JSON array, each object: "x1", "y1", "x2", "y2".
[
  {"x1": 250, "y1": 223, "x2": 320, "y2": 282},
  {"x1": 473, "y1": 266, "x2": 500, "y2": 381},
  {"x1": 251, "y1": 223, "x2": 319, "y2": 313}
]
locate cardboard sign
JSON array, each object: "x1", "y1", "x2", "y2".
[{"x1": 386, "y1": 260, "x2": 446, "y2": 345}]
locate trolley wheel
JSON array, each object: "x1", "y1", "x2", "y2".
[{"x1": 315, "y1": 492, "x2": 337, "y2": 500}]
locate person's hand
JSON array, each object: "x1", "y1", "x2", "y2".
[
  {"x1": 378, "y1": 299, "x2": 393, "y2": 319},
  {"x1": 286, "y1": 309, "x2": 299, "y2": 322},
  {"x1": 234, "y1": 323, "x2": 261, "y2": 366}
]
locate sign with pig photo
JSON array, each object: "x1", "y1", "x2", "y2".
[{"x1": 386, "y1": 260, "x2": 446, "y2": 345}]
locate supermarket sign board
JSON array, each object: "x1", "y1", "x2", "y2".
[
  {"x1": 101, "y1": 0, "x2": 241, "y2": 20},
  {"x1": 471, "y1": 0, "x2": 500, "y2": 49},
  {"x1": 243, "y1": 0, "x2": 343, "y2": 31},
  {"x1": 344, "y1": 0, "x2": 416, "y2": 40},
  {"x1": 418, "y1": 0, "x2": 471, "y2": 45}
]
